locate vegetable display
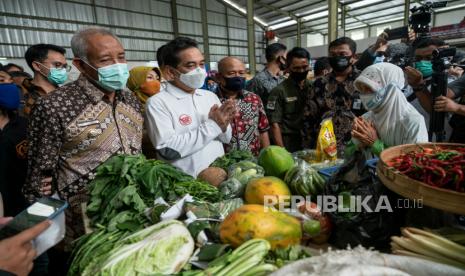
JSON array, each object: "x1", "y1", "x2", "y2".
[
  {"x1": 227, "y1": 161, "x2": 265, "y2": 186},
  {"x1": 86, "y1": 154, "x2": 221, "y2": 230},
  {"x1": 391, "y1": 227, "x2": 465, "y2": 270},
  {"x1": 284, "y1": 160, "x2": 326, "y2": 196},
  {"x1": 210, "y1": 150, "x2": 255, "y2": 170},
  {"x1": 71, "y1": 220, "x2": 194, "y2": 275},
  {"x1": 187, "y1": 239, "x2": 277, "y2": 276},
  {"x1": 388, "y1": 146, "x2": 465, "y2": 192},
  {"x1": 67, "y1": 147, "x2": 465, "y2": 276}
]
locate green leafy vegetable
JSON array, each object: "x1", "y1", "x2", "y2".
[
  {"x1": 265, "y1": 245, "x2": 312, "y2": 268},
  {"x1": 210, "y1": 150, "x2": 256, "y2": 170}
]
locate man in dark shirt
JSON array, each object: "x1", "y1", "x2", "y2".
[
  {"x1": 268, "y1": 47, "x2": 313, "y2": 152},
  {"x1": 0, "y1": 83, "x2": 27, "y2": 217},
  {"x1": 22, "y1": 44, "x2": 70, "y2": 116},
  {"x1": 309, "y1": 37, "x2": 364, "y2": 154}
]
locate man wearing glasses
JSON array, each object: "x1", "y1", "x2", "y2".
[{"x1": 23, "y1": 44, "x2": 71, "y2": 116}]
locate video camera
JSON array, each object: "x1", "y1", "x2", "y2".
[{"x1": 383, "y1": 1, "x2": 448, "y2": 41}]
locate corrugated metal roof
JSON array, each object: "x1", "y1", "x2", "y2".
[{"x1": 227, "y1": 0, "x2": 465, "y2": 38}]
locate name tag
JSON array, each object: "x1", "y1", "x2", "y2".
[
  {"x1": 267, "y1": 101, "x2": 276, "y2": 110},
  {"x1": 77, "y1": 120, "x2": 100, "y2": 128},
  {"x1": 285, "y1": 97, "x2": 298, "y2": 103},
  {"x1": 353, "y1": 99, "x2": 362, "y2": 110}
]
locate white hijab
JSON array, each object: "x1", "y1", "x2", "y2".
[{"x1": 354, "y1": 63, "x2": 427, "y2": 146}]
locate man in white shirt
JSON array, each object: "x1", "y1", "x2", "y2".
[{"x1": 146, "y1": 37, "x2": 235, "y2": 177}]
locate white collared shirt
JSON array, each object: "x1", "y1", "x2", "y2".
[{"x1": 145, "y1": 82, "x2": 232, "y2": 177}]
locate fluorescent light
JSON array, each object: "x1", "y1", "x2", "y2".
[
  {"x1": 295, "y1": 5, "x2": 328, "y2": 17},
  {"x1": 368, "y1": 16, "x2": 404, "y2": 26},
  {"x1": 223, "y1": 0, "x2": 268, "y2": 26},
  {"x1": 254, "y1": 16, "x2": 268, "y2": 26},
  {"x1": 302, "y1": 10, "x2": 328, "y2": 21},
  {"x1": 267, "y1": 17, "x2": 292, "y2": 26},
  {"x1": 435, "y1": 3, "x2": 465, "y2": 12},
  {"x1": 269, "y1": 20, "x2": 297, "y2": 30},
  {"x1": 346, "y1": 24, "x2": 367, "y2": 31},
  {"x1": 223, "y1": 0, "x2": 245, "y2": 13}
]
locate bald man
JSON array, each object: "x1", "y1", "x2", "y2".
[{"x1": 216, "y1": 57, "x2": 270, "y2": 156}]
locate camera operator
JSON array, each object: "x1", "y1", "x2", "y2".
[
  {"x1": 406, "y1": 45, "x2": 465, "y2": 142},
  {"x1": 404, "y1": 38, "x2": 454, "y2": 136},
  {"x1": 434, "y1": 74, "x2": 465, "y2": 142}
]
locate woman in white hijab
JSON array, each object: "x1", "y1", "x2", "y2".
[{"x1": 347, "y1": 62, "x2": 428, "y2": 157}]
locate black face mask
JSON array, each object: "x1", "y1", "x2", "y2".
[
  {"x1": 277, "y1": 57, "x2": 287, "y2": 71},
  {"x1": 289, "y1": 70, "x2": 309, "y2": 82},
  {"x1": 329, "y1": 56, "x2": 351, "y2": 72},
  {"x1": 222, "y1": 76, "x2": 246, "y2": 91}
]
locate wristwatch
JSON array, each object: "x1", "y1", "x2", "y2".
[{"x1": 412, "y1": 82, "x2": 427, "y2": 92}]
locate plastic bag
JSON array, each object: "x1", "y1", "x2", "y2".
[
  {"x1": 284, "y1": 160, "x2": 326, "y2": 196},
  {"x1": 324, "y1": 151, "x2": 399, "y2": 250},
  {"x1": 184, "y1": 198, "x2": 243, "y2": 245},
  {"x1": 227, "y1": 161, "x2": 265, "y2": 185},
  {"x1": 315, "y1": 118, "x2": 337, "y2": 162},
  {"x1": 218, "y1": 178, "x2": 244, "y2": 199}
]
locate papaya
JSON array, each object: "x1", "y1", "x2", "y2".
[
  {"x1": 258, "y1": 146, "x2": 295, "y2": 179},
  {"x1": 245, "y1": 176, "x2": 291, "y2": 206},
  {"x1": 219, "y1": 204, "x2": 302, "y2": 249}
]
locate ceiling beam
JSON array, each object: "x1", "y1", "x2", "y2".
[{"x1": 216, "y1": 0, "x2": 267, "y2": 29}]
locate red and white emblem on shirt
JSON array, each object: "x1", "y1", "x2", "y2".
[{"x1": 179, "y1": 114, "x2": 192, "y2": 126}]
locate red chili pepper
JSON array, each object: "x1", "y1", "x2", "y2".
[{"x1": 450, "y1": 167, "x2": 464, "y2": 191}]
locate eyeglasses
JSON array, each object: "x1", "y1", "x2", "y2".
[{"x1": 51, "y1": 62, "x2": 72, "y2": 72}]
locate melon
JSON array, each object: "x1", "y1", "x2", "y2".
[
  {"x1": 245, "y1": 176, "x2": 291, "y2": 206},
  {"x1": 219, "y1": 204, "x2": 302, "y2": 249},
  {"x1": 258, "y1": 146, "x2": 295, "y2": 179},
  {"x1": 198, "y1": 167, "x2": 227, "y2": 187}
]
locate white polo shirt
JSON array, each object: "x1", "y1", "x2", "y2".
[{"x1": 145, "y1": 82, "x2": 232, "y2": 177}]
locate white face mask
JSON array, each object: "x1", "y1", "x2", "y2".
[
  {"x1": 177, "y1": 67, "x2": 207, "y2": 89},
  {"x1": 360, "y1": 85, "x2": 389, "y2": 111}
]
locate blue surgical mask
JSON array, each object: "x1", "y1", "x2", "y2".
[
  {"x1": 360, "y1": 85, "x2": 389, "y2": 110},
  {"x1": 83, "y1": 60, "x2": 129, "y2": 91},
  {"x1": 36, "y1": 62, "x2": 68, "y2": 85},
  {"x1": 48, "y1": 68, "x2": 68, "y2": 85},
  {"x1": 374, "y1": 55, "x2": 385, "y2": 64},
  {"x1": 414, "y1": 61, "x2": 433, "y2": 78}
]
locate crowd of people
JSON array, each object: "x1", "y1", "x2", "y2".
[{"x1": 0, "y1": 26, "x2": 465, "y2": 275}]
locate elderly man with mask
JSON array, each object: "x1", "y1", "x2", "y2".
[
  {"x1": 146, "y1": 37, "x2": 234, "y2": 177},
  {"x1": 215, "y1": 57, "x2": 270, "y2": 156},
  {"x1": 24, "y1": 27, "x2": 143, "y2": 254}
]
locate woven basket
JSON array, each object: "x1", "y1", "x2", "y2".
[{"x1": 377, "y1": 143, "x2": 465, "y2": 215}]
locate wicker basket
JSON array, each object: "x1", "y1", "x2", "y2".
[{"x1": 377, "y1": 143, "x2": 465, "y2": 215}]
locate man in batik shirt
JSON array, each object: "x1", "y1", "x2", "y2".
[
  {"x1": 216, "y1": 57, "x2": 270, "y2": 156},
  {"x1": 24, "y1": 27, "x2": 143, "y2": 252},
  {"x1": 305, "y1": 37, "x2": 363, "y2": 155}
]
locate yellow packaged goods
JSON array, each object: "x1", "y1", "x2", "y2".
[{"x1": 316, "y1": 118, "x2": 337, "y2": 162}]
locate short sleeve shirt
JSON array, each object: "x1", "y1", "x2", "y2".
[{"x1": 217, "y1": 88, "x2": 269, "y2": 156}]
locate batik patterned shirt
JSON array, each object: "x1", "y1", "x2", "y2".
[
  {"x1": 24, "y1": 75, "x2": 143, "y2": 250},
  {"x1": 307, "y1": 67, "x2": 364, "y2": 155},
  {"x1": 218, "y1": 89, "x2": 269, "y2": 156}
]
